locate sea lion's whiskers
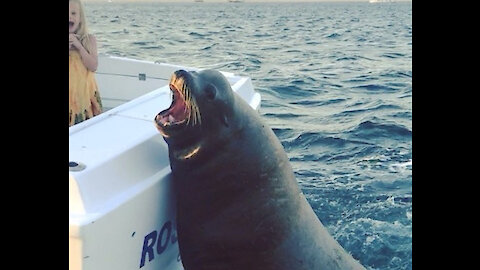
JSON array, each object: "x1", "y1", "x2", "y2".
[{"x1": 179, "y1": 80, "x2": 201, "y2": 126}]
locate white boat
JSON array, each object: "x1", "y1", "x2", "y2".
[{"x1": 69, "y1": 54, "x2": 261, "y2": 270}]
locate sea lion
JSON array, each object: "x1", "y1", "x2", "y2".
[{"x1": 154, "y1": 69, "x2": 365, "y2": 270}]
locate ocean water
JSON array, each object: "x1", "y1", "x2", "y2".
[{"x1": 85, "y1": 2, "x2": 412, "y2": 270}]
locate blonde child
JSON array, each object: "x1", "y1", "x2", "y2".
[{"x1": 69, "y1": 0, "x2": 102, "y2": 126}]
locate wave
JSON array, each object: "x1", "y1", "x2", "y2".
[
  {"x1": 290, "y1": 98, "x2": 346, "y2": 106},
  {"x1": 326, "y1": 32, "x2": 341, "y2": 38},
  {"x1": 282, "y1": 131, "x2": 374, "y2": 149},
  {"x1": 334, "y1": 104, "x2": 402, "y2": 117},
  {"x1": 352, "y1": 84, "x2": 398, "y2": 92},
  {"x1": 268, "y1": 84, "x2": 318, "y2": 99},
  {"x1": 346, "y1": 120, "x2": 411, "y2": 141}
]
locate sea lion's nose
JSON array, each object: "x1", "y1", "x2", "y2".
[{"x1": 174, "y1": 69, "x2": 189, "y2": 78}]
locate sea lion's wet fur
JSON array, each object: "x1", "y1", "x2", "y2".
[{"x1": 155, "y1": 69, "x2": 365, "y2": 270}]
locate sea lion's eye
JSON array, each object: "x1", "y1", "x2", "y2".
[{"x1": 205, "y1": 84, "x2": 216, "y2": 101}]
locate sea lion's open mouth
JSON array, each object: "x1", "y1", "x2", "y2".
[
  {"x1": 156, "y1": 83, "x2": 189, "y2": 126},
  {"x1": 155, "y1": 71, "x2": 201, "y2": 128}
]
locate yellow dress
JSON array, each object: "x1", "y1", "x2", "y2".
[{"x1": 69, "y1": 50, "x2": 103, "y2": 126}]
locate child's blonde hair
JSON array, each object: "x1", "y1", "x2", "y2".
[{"x1": 70, "y1": 0, "x2": 93, "y2": 53}]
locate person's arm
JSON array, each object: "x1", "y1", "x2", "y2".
[{"x1": 70, "y1": 34, "x2": 98, "y2": 72}]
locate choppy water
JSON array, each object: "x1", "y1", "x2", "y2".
[{"x1": 85, "y1": 2, "x2": 412, "y2": 269}]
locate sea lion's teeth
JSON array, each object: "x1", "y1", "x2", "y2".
[
  {"x1": 169, "y1": 115, "x2": 175, "y2": 122},
  {"x1": 159, "y1": 117, "x2": 166, "y2": 125}
]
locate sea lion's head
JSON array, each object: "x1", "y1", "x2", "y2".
[{"x1": 154, "y1": 69, "x2": 235, "y2": 153}]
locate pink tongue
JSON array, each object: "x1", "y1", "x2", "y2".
[{"x1": 158, "y1": 114, "x2": 175, "y2": 125}]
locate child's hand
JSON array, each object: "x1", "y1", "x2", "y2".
[{"x1": 69, "y1": 34, "x2": 81, "y2": 50}]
